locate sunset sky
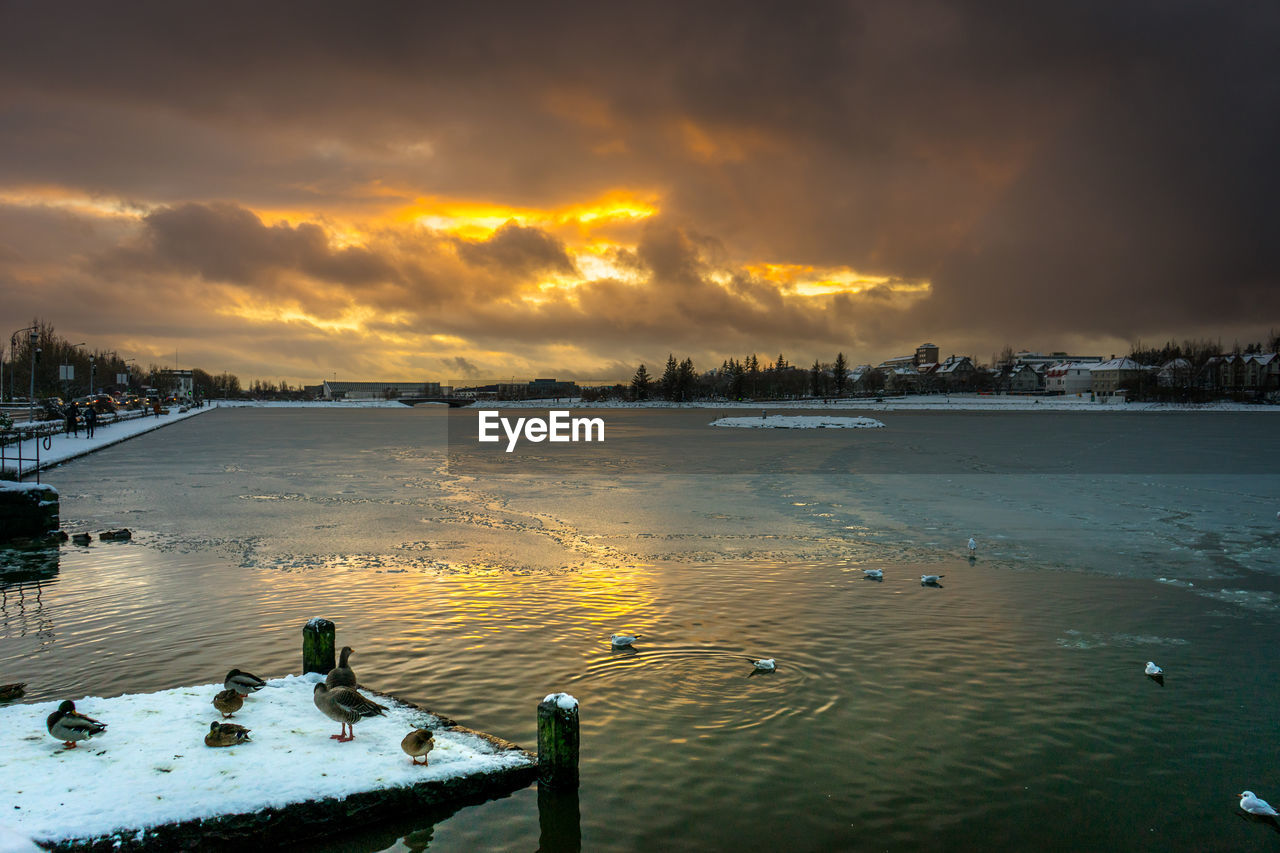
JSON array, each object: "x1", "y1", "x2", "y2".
[{"x1": 2, "y1": 1, "x2": 1277, "y2": 384}]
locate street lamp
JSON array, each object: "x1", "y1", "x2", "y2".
[
  {"x1": 7, "y1": 325, "x2": 38, "y2": 405},
  {"x1": 89, "y1": 355, "x2": 96, "y2": 397},
  {"x1": 28, "y1": 329, "x2": 38, "y2": 423}
]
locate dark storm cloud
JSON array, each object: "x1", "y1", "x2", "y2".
[
  {"x1": 454, "y1": 222, "x2": 577, "y2": 277},
  {"x1": 0, "y1": 0, "x2": 1276, "y2": 373}
]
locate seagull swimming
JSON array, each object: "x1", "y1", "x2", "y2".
[
  {"x1": 967, "y1": 537, "x2": 977, "y2": 553},
  {"x1": 752, "y1": 659, "x2": 776, "y2": 672},
  {"x1": 863, "y1": 569, "x2": 883, "y2": 579},
  {"x1": 921, "y1": 574, "x2": 944, "y2": 584},
  {"x1": 610, "y1": 634, "x2": 640, "y2": 648},
  {"x1": 1145, "y1": 662, "x2": 1162, "y2": 677},
  {"x1": 1240, "y1": 791, "x2": 1279, "y2": 817}
]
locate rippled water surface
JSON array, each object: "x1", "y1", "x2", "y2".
[{"x1": 3, "y1": 407, "x2": 1279, "y2": 851}]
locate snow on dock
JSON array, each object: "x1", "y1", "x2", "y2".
[
  {"x1": 710, "y1": 415, "x2": 885, "y2": 429},
  {"x1": 0, "y1": 673, "x2": 535, "y2": 849}
]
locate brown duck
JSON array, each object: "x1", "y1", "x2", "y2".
[
  {"x1": 325, "y1": 646, "x2": 358, "y2": 689},
  {"x1": 313, "y1": 683, "x2": 386, "y2": 742},
  {"x1": 212, "y1": 688, "x2": 244, "y2": 718},
  {"x1": 401, "y1": 728, "x2": 435, "y2": 765},
  {"x1": 205, "y1": 721, "x2": 252, "y2": 747}
]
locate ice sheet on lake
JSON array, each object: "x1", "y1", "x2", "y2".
[{"x1": 710, "y1": 416, "x2": 886, "y2": 429}]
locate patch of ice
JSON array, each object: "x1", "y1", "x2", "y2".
[{"x1": 710, "y1": 416, "x2": 885, "y2": 430}]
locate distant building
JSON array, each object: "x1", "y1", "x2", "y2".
[
  {"x1": 1201, "y1": 353, "x2": 1279, "y2": 394},
  {"x1": 1007, "y1": 351, "x2": 1102, "y2": 368},
  {"x1": 1007, "y1": 363, "x2": 1044, "y2": 392},
  {"x1": 878, "y1": 343, "x2": 942, "y2": 373},
  {"x1": 1044, "y1": 362, "x2": 1096, "y2": 395},
  {"x1": 1089, "y1": 358, "x2": 1148, "y2": 395},
  {"x1": 1157, "y1": 358, "x2": 1193, "y2": 389},
  {"x1": 322, "y1": 380, "x2": 442, "y2": 401},
  {"x1": 156, "y1": 369, "x2": 195, "y2": 398},
  {"x1": 933, "y1": 355, "x2": 978, "y2": 389}
]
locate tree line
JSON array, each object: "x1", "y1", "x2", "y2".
[{"x1": 622, "y1": 351, "x2": 870, "y2": 402}]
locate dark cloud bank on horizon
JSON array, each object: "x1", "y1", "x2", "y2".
[{"x1": 0, "y1": 0, "x2": 1277, "y2": 378}]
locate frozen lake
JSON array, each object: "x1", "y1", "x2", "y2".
[{"x1": 2, "y1": 406, "x2": 1278, "y2": 850}]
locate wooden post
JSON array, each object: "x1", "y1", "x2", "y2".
[
  {"x1": 537, "y1": 693, "x2": 580, "y2": 789},
  {"x1": 537, "y1": 784, "x2": 581, "y2": 851},
  {"x1": 302, "y1": 618, "x2": 336, "y2": 675}
]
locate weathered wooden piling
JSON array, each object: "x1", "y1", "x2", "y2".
[
  {"x1": 302, "y1": 617, "x2": 336, "y2": 675},
  {"x1": 537, "y1": 692, "x2": 580, "y2": 789},
  {"x1": 537, "y1": 784, "x2": 581, "y2": 851}
]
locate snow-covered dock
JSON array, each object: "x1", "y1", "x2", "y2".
[{"x1": 0, "y1": 674, "x2": 536, "y2": 851}]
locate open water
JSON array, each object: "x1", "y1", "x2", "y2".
[{"x1": 2, "y1": 406, "x2": 1279, "y2": 851}]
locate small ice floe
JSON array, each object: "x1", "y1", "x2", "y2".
[
  {"x1": 920, "y1": 574, "x2": 944, "y2": 585},
  {"x1": 610, "y1": 634, "x2": 640, "y2": 648},
  {"x1": 710, "y1": 416, "x2": 885, "y2": 430},
  {"x1": 862, "y1": 569, "x2": 884, "y2": 580},
  {"x1": 1240, "y1": 791, "x2": 1279, "y2": 816},
  {"x1": 1145, "y1": 661, "x2": 1164, "y2": 686},
  {"x1": 751, "y1": 659, "x2": 776, "y2": 672}
]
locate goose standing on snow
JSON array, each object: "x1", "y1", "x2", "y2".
[
  {"x1": 610, "y1": 634, "x2": 640, "y2": 648},
  {"x1": 401, "y1": 728, "x2": 435, "y2": 765},
  {"x1": 326, "y1": 646, "x2": 358, "y2": 689},
  {"x1": 313, "y1": 683, "x2": 387, "y2": 742},
  {"x1": 1240, "y1": 791, "x2": 1279, "y2": 817},
  {"x1": 224, "y1": 669, "x2": 267, "y2": 697},
  {"x1": 46, "y1": 700, "x2": 107, "y2": 749},
  {"x1": 205, "y1": 721, "x2": 252, "y2": 747}
]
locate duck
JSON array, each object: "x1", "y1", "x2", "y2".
[
  {"x1": 1145, "y1": 661, "x2": 1162, "y2": 677},
  {"x1": 752, "y1": 659, "x2": 777, "y2": 672},
  {"x1": 862, "y1": 569, "x2": 884, "y2": 579},
  {"x1": 224, "y1": 669, "x2": 267, "y2": 697},
  {"x1": 46, "y1": 700, "x2": 107, "y2": 749},
  {"x1": 99, "y1": 528, "x2": 132, "y2": 541},
  {"x1": 313, "y1": 683, "x2": 387, "y2": 741},
  {"x1": 204, "y1": 721, "x2": 252, "y2": 747},
  {"x1": 212, "y1": 688, "x2": 244, "y2": 718},
  {"x1": 610, "y1": 633, "x2": 640, "y2": 648},
  {"x1": 401, "y1": 728, "x2": 435, "y2": 765},
  {"x1": 325, "y1": 646, "x2": 358, "y2": 689},
  {"x1": 71, "y1": 533, "x2": 91, "y2": 546},
  {"x1": 1240, "y1": 791, "x2": 1279, "y2": 817},
  {"x1": 0, "y1": 682, "x2": 25, "y2": 702},
  {"x1": 921, "y1": 574, "x2": 944, "y2": 585}
]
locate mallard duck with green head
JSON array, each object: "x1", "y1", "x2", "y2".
[
  {"x1": 46, "y1": 700, "x2": 107, "y2": 749},
  {"x1": 205, "y1": 721, "x2": 252, "y2": 747}
]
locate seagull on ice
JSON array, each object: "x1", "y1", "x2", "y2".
[
  {"x1": 610, "y1": 634, "x2": 640, "y2": 648},
  {"x1": 921, "y1": 574, "x2": 944, "y2": 585},
  {"x1": 863, "y1": 569, "x2": 884, "y2": 579},
  {"x1": 751, "y1": 659, "x2": 776, "y2": 672},
  {"x1": 967, "y1": 537, "x2": 977, "y2": 554},
  {"x1": 1240, "y1": 792, "x2": 1279, "y2": 817}
]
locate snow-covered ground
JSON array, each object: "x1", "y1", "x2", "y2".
[
  {"x1": 463, "y1": 394, "x2": 1278, "y2": 412},
  {"x1": 0, "y1": 673, "x2": 533, "y2": 846},
  {"x1": 711, "y1": 415, "x2": 885, "y2": 429},
  {"x1": 214, "y1": 400, "x2": 410, "y2": 408},
  {"x1": 1, "y1": 406, "x2": 211, "y2": 477}
]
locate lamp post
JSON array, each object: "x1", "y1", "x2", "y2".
[
  {"x1": 28, "y1": 329, "x2": 38, "y2": 424},
  {"x1": 7, "y1": 325, "x2": 38, "y2": 406},
  {"x1": 89, "y1": 355, "x2": 96, "y2": 397}
]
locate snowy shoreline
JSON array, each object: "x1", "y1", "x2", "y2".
[
  {"x1": 711, "y1": 415, "x2": 886, "y2": 429},
  {"x1": 0, "y1": 673, "x2": 533, "y2": 847}
]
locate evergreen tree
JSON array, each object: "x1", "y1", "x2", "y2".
[
  {"x1": 810, "y1": 359, "x2": 824, "y2": 397},
  {"x1": 677, "y1": 357, "x2": 696, "y2": 401},
  {"x1": 833, "y1": 352, "x2": 849, "y2": 394},
  {"x1": 660, "y1": 354, "x2": 679, "y2": 400},
  {"x1": 728, "y1": 360, "x2": 746, "y2": 399},
  {"x1": 631, "y1": 363, "x2": 652, "y2": 400},
  {"x1": 776, "y1": 353, "x2": 787, "y2": 371}
]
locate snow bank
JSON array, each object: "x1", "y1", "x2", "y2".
[
  {"x1": 214, "y1": 400, "x2": 406, "y2": 408},
  {"x1": 0, "y1": 673, "x2": 533, "y2": 845},
  {"x1": 710, "y1": 415, "x2": 886, "y2": 429},
  {"x1": 542, "y1": 692, "x2": 578, "y2": 711},
  {"x1": 0, "y1": 481, "x2": 57, "y2": 494}
]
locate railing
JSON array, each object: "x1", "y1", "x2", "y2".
[{"x1": 0, "y1": 409, "x2": 158, "y2": 482}]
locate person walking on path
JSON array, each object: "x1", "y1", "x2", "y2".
[
  {"x1": 64, "y1": 402, "x2": 79, "y2": 437},
  {"x1": 84, "y1": 405, "x2": 98, "y2": 438},
  {"x1": 152, "y1": 398, "x2": 162, "y2": 418}
]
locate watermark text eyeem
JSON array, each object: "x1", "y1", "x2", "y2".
[{"x1": 477, "y1": 410, "x2": 605, "y2": 452}]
